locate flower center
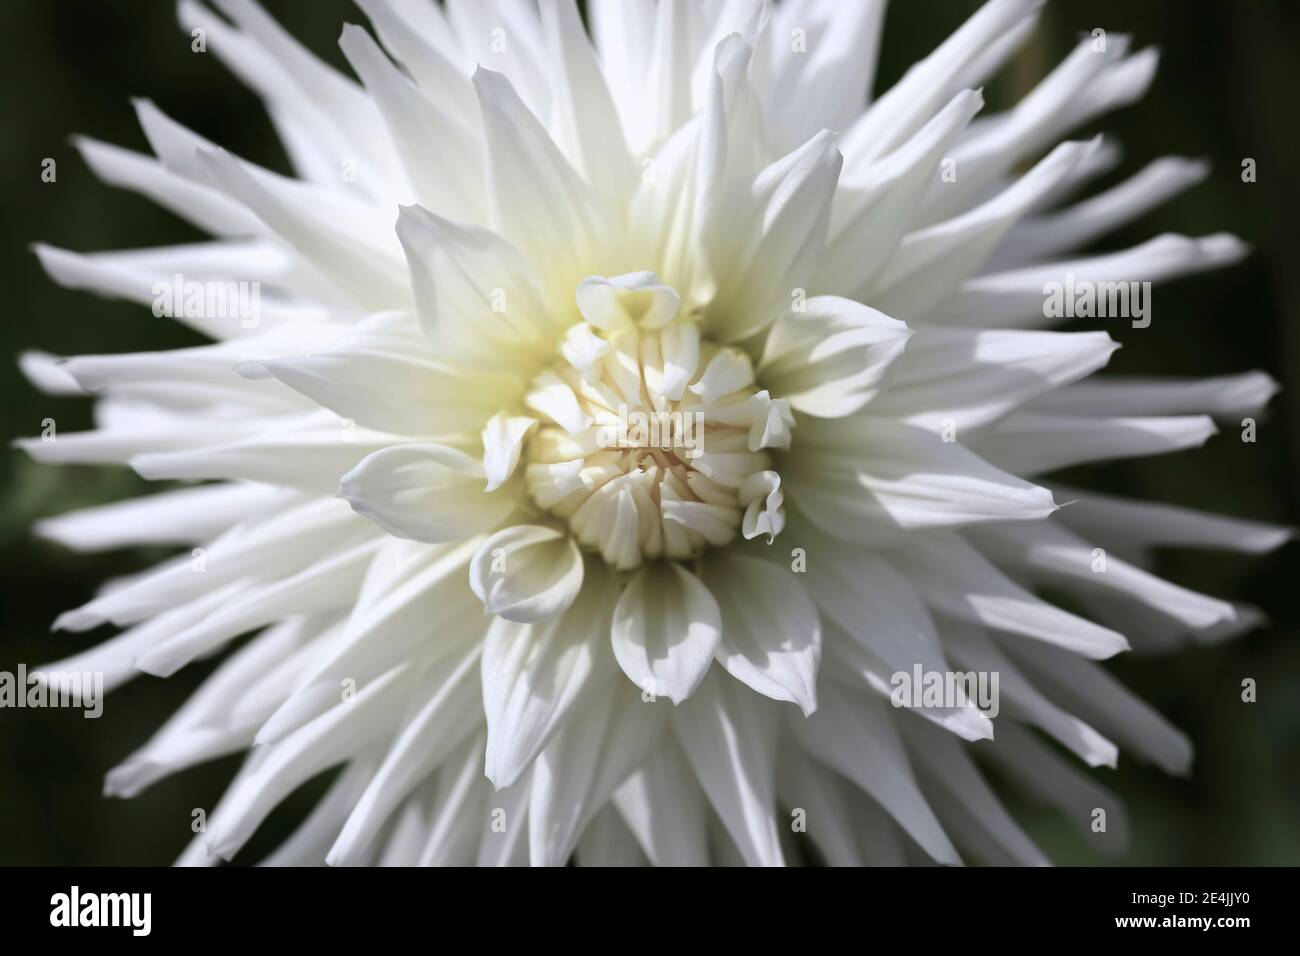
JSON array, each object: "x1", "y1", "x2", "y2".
[{"x1": 522, "y1": 273, "x2": 792, "y2": 570}]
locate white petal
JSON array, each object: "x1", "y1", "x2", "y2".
[
  {"x1": 559, "y1": 322, "x2": 612, "y2": 383},
  {"x1": 969, "y1": 520, "x2": 1236, "y2": 631},
  {"x1": 53, "y1": 496, "x2": 366, "y2": 631},
  {"x1": 840, "y1": 0, "x2": 1041, "y2": 163},
  {"x1": 285, "y1": 537, "x2": 484, "y2": 705},
  {"x1": 481, "y1": 412, "x2": 538, "y2": 492},
  {"x1": 539, "y1": 0, "x2": 635, "y2": 209},
  {"x1": 575, "y1": 805, "x2": 646, "y2": 866},
  {"x1": 821, "y1": 90, "x2": 983, "y2": 297},
  {"x1": 1050, "y1": 484, "x2": 1292, "y2": 556},
  {"x1": 340, "y1": 443, "x2": 516, "y2": 543},
  {"x1": 672, "y1": 670, "x2": 784, "y2": 867},
  {"x1": 822, "y1": 624, "x2": 993, "y2": 744},
  {"x1": 473, "y1": 67, "x2": 617, "y2": 312},
  {"x1": 928, "y1": 233, "x2": 1249, "y2": 327},
  {"x1": 776, "y1": 746, "x2": 867, "y2": 867},
  {"x1": 758, "y1": 296, "x2": 912, "y2": 417},
  {"x1": 35, "y1": 483, "x2": 282, "y2": 553},
  {"x1": 195, "y1": 148, "x2": 409, "y2": 310},
  {"x1": 416, "y1": 734, "x2": 491, "y2": 866},
  {"x1": 761, "y1": 0, "x2": 887, "y2": 154},
  {"x1": 983, "y1": 722, "x2": 1129, "y2": 856},
  {"x1": 922, "y1": 37, "x2": 1154, "y2": 222},
  {"x1": 787, "y1": 416, "x2": 1057, "y2": 544},
  {"x1": 872, "y1": 138, "x2": 1101, "y2": 320},
  {"x1": 1028, "y1": 372, "x2": 1278, "y2": 423},
  {"x1": 689, "y1": 348, "x2": 754, "y2": 403},
  {"x1": 246, "y1": 312, "x2": 521, "y2": 435},
  {"x1": 1006, "y1": 639, "x2": 1193, "y2": 775},
  {"x1": 968, "y1": 412, "x2": 1216, "y2": 474},
  {"x1": 258, "y1": 759, "x2": 380, "y2": 867},
  {"x1": 18, "y1": 350, "x2": 83, "y2": 395},
  {"x1": 475, "y1": 773, "x2": 532, "y2": 867},
  {"x1": 892, "y1": 532, "x2": 1129, "y2": 659},
  {"x1": 204, "y1": 664, "x2": 411, "y2": 860},
  {"x1": 945, "y1": 620, "x2": 1117, "y2": 767},
  {"x1": 703, "y1": 553, "x2": 820, "y2": 716},
  {"x1": 525, "y1": 368, "x2": 594, "y2": 434},
  {"x1": 195, "y1": 0, "x2": 408, "y2": 199},
  {"x1": 790, "y1": 523, "x2": 992, "y2": 742},
  {"x1": 789, "y1": 683, "x2": 960, "y2": 865},
  {"x1": 355, "y1": 0, "x2": 478, "y2": 127},
  {"x1": 395, "y1": 203, "x2": 554, "y2": 368},
  {"x1": 30, "y1": 242, "x2": 328, "y2": 338},
  {"x1": 587, "y1": 0, "x2": 656, "y2": 150},
  {"x1": 738, "y1": 470, "x2": 785, "y2": 542},
  {"x1": 470, "y1": 525, "x2": 585, "y2": 622},
  {"x1": 626, "y1": 34, "x2": 758, "y2": 296},
  {"x1": 528, "y1": 685, "x2": 667, "y2": 866},
  {"x1": 327, "y1": 645, "x2": 482, "y2": 865},
  {"x1": 703, "y1": 130, "x2": 843, "y2": 342},
  {"x1": 869, "y1": 328, "x2": 1119, "y2": 430},
  {"x1": 611, "y1": 736, "x2": 710, "y2": 867},
  {"x1": 899, "y1": 718, "x2": 1049, "y2": 866},
  {"x1": 993, "y1": 156, "x2": 1210, "y2": 267},
  {"x1": 576, "y1": 272, "x2": 681, "y2": 330},
  {"x1": 611, "y1": 561, "x2": 721, "y2": 704},
  {"x1": 73, "y1": 135, "x2": 260, "y2": 238},
  {"x1": 134, "y1": 537, "x2": 382, "y2": 677},
  {"x1": 339, "y1": 25, "x2": 483, "y2": 222},
  {"x1": 129, "y1": 414, "x2": 415, "y2": 493},
  {"x1": 480, "y1": 571, "x2": 616, "y2": 788},
  {"x1": 447, "y1": 0, "x2": 551, "y2": 121},
  {"x1": 658, "y1": 318, "x2": 700, "y2": 401}
]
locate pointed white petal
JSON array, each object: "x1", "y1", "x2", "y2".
[
  {"x1": 892, "y1": 533, "x2": 1130, "y2": 659},
  {"x1": 1050, "y1": 484, "x2": 1292, "y2": 556},
  {"x1": 672, "y1": 670, "x2": 785, "y2": 867},
  {"x1": 611, "y1": 736, "x2": 710, "y2": 867},
  {"x1": 481, "y1": 572, "x2": 616, "y2": 789},
  {"x1": 968, "y1": 412, "x2": 1216, "y2": 474},
  {"x1": 928, "y1": 233, "x2": 1249, "y2": 327},
  {"x1": 789, "y1": 683, "x2": 961, "y2": 865},
  {"x1": 900, "y1": 718, "x2": 1049, "y2": 866},
  {"x1": 473, "y1": 67, "x2": 617, "y2": 312},
  {"x1": 470, "y1": 525, "x2": 585, "y2": 623},
  {"x1": 703, "y1": 553, "x2": 820, "y2": 715},
  {"x1": 983, "y1": 722, "x2": 1129, "y2": 855},
  {"x1": 969, "y1": 520, "x2": 1236, "y2": 631},
  {"x1": 870, "y1": 328, "x2": 1119, "y2": 430},
  {"x1": 703, "y1": 130, "x2": 843, "y2": 342},
  {"x1": 340, "y1": 443, "x2": 517, "y2": 543},
  {"x1": 395, "y1": 203, "x2": 554, "y2": 369},
  {"x1": 787, "y1": 417, "x2": 1057, "y2": 543},
  {"x1": 759, "y1": 296, "x2": 912, "y2": 417},
  {"x1": 482, "y1": 412, "x2": 539, "y2": 492},
  {"x1": 611, "y1": 561, "x2": 721, "y2": 704},
  {"x1": 327, "y1": 645, "x2": 482, "y2": 865},
  {"x1": 1029, "y1": 372, "x2": 1278, "y2": 423},
  {"x1": 528, "y1": 685, "x2": 667, "y2": 866},
  {"x1": 1006, "y1": 639, "x2": 1193, "y2": 775},
  {"x1": 539, "y1": 0, "x2": 635, "y2": 209}
]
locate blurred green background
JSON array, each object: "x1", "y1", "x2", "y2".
[{"x1": 0, "y1": 0, "x2": 1297, "y2": 865}]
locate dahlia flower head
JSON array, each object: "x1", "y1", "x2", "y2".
[{"x1": 19, "y1": 0, "x2": 1287, "y2": 867}]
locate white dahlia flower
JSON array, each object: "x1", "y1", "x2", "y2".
[{"x1": 20, "y1": 0, "x2": 1287, "y2": 867}]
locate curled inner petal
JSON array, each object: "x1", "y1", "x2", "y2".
[{"x1": 522, "y1": 273, "x2": 792, "y2": 569}]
